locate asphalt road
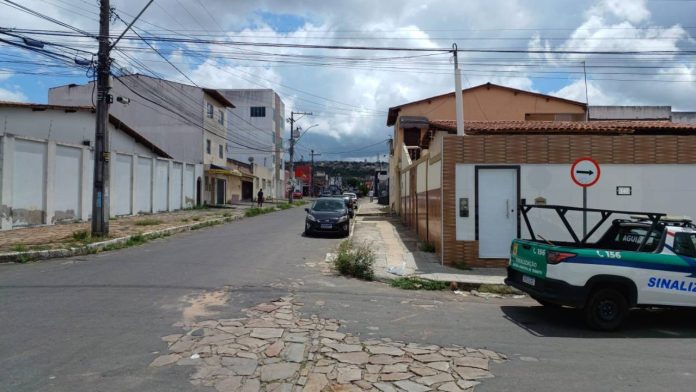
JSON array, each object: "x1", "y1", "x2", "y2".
[{"x1": 2, "y1": 206, "x2": 695, "y2": 391}]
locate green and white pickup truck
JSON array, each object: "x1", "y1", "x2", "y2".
[{"x1": 506, "y1": 205, "x2": 696, "y2": 331}]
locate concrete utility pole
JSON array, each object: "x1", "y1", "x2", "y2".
[
  {"x1": 92, "y1": 0, "x2": 112, "y2": 236},
  {"x1": 452, "y1": 43, "x2": 465, "y2": 136},
  {"x1": 287, "y1": 111, "x2": 313, "y2": 203},
  {"x1": 310, "y1": 149, "x2": 321, "y2": 197}
]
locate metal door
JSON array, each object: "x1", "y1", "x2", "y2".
[
  {"x1": 477, "y1": 168, "x2": 518, "y2": 258},
  {"x1": 216, "y1": 179, "x2": 226, "y2": 205}
]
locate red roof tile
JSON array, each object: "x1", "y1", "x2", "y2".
[{"x1": 429, "y1": 120, "x2": 696, "y2": 135}]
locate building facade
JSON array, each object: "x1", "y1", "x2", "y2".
[
  {"x1": 0, "y1": 103, "x2": 202, "y2": 230},
  {"x1": 219, "y1": 89, "x2": 285, "y2": 200},
  {"x1": 48, "y1": 74, "x2": 234, "y2": 205},
  {"x1": 386, "y1": 82, "x2": 588, "y2": 214}
]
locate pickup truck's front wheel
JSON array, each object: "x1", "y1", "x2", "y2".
[{"x1": 585, "y1": 288, "x2": 628, "y2": 331}]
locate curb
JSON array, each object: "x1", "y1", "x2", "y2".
[{"x1": 0, "y1": 215, "x2": 243, "y2": 264}]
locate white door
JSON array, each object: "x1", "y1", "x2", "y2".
[{"x1": 478, "y1": 168, "x2": 518, "y2": 258}]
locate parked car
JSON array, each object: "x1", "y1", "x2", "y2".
[
  {"x1": 320, "y1": 191, "x2": 333, "y2": 197},
  {"x1": 506, "y1": 204, "x2": 696, "y2": 331},
  {"x1": 292, "y1": 191, "x2": 303, "y2": 199},
  {"x1": 304, "y1": 198, "x2": 350, "y2": 237},
  {"x1": 343, "y1": 192, "x2": 358, "y2": 209}
]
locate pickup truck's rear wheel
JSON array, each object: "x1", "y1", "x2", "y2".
[{"x1": 585, "y1": 288, "x2": 628, "y2": 331}]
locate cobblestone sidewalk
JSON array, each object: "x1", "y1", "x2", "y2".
[
  {"x1": 0, "y1": 208, "x2": 247, "y2": 253},
  {"x1": 152, "y1": 296, "x2": 504, "y2": 391}
]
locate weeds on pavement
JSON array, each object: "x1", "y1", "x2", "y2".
[
  {"x1": 390, "y1": 277, "x2": 448, "y2": 290},
  {"x1": 334, "y1": 240, "x2": 375, "y2": 281},
  {"x1": 245, "y1": 207, "x2": 277, "y2": 217},
  {"x1": 134, "y1": 218, "x2": 164, "y2": 226},
  {"x1": 12, "y1": 244, "x2": 28, "y2": 252},
  {"x1": 477, "y1": 284, "x2": 521, "y2": 295}
]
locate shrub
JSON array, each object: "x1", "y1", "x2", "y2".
[
  {"x1": 245, "y1": 207, "x2": 276, "y2": 217},
  {"x1": 418, "y1": 241, "x2": 436, "y2": 252},
  {"x1": 390, "y1": 277, "x2": 447, "y2": 290},
  {"x1": 134, "y1": 218, "x2": 163, "y2": 226},
  {"x1": 12, "y1": 244, "x2": 28, "y2": 252},
  {"x1": 334, "y1": 240, "x2": 375, "y2": 281},
  {"x1": 72, "y1": 229, "x2": 90, "y2": 242}
]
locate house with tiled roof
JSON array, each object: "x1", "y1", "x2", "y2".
[{"x1": 386, "y1": 83, "x2": 696, "y2": 268}]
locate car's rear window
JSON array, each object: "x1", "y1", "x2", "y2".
[
  {"x1": 673, "y1": 232, "x2": 696, "y2": 258},
  {"x1": 312, "y1": 200, "x2": 344, "y2": 211},
  {"x1": 610, "y1": 226, "x2": 663, "y2": 251}
]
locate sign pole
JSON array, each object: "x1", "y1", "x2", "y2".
[{"x1": 583, "y1": 187, "x2": 587, "y2": 239}]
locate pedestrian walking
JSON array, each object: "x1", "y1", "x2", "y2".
[{"x1": 257, "y1": 188, "x2": 264, "y2": 207}]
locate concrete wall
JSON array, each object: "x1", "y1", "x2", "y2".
[
  {"x1": 49, "y1": 75, "x2": 208, "y2": 163},
  {"x1": 673, "y1": 112, "x2": 696, "y2": 124},
  {"x1": 589, "y1": 106, "x2": 671, "y2": 120},
  {"x1": 0, "y1": 107, "x2": 203, "y2": 230}
]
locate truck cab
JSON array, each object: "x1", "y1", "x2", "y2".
[{"x1": 506, "y1": 205, "x2": 696, "y2": 331}]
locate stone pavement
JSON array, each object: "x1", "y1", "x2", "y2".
[
  {"x1": 0, "y1": 207, "x2": 249, "y2": 253},
  {"x1": 353, "y1": 201, "x2": 505, "y2": 286},
  {"x1": 152, "y1": 296, "x2": 504, "y2": 391}
]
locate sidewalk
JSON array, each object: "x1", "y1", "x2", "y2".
[{"x1": 353, "y1": 200, "x2": 506, "y2": 286}]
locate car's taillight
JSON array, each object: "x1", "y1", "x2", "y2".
[{"x1": 547, "y1": 251, "x2": 576, "y2": 265}]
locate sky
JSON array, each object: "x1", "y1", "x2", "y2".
[{"x1": 1, "y1": 0, "x2": 695, "y2": 161}]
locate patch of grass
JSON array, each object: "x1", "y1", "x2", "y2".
[
  {"x1": 190, "y1": 220, "x2": 220, "y2": 230},
  {"x1": 182, "y1": 204, "x2": 208, "y2": 210},
  {"x1": 244, "y1": 207, "x2": 276, "y2": 217},
  {"x1": 12, "y1": 244, "x2": 28, "y2": 252},
  {"x1": 180, "y1": 218, "x2": 190, "y2": 223},
  {"x1": 276, "y1": 203, "x2": 293, "y2": 210},
  {"x1": 221, "y1": 212, "x2": 233, "y2": 217},
  {"x1": 133, "y1": 218, "x2": 164, "y2": 226},
  {"x1": 16, "y1": 253, "x2": 32, "y2": 263},
  {"x1": 390, "y1": 277, "x2": 448, "y2": 290},
  {"x1": 418, "y1": 241, "x2": 436, "y2": 253},
  {"x1": 292, "y1": 200, "x2": 307, "y2": 206},
  {"x1": 334, "y1": 240, "x2": 375, "y2": 281},
  {"x1": 192, "y1": 217, "x2": 201, "y2": 221},
  {"x1": 72, "y1": 229, "x2": 90, "y2": 242},
  {"x1": 478, "y1": 284, "x2": 522, "y2": 295}
]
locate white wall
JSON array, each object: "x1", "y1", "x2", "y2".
[
  {"x1": 0, "y1": 106, "x2": 204, "y2": 230},
  {"x1": 455, "y1": 163, "x2": 696, "y2": 242}
]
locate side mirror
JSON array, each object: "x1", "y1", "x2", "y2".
[{"x1": 305, "y1": 208, "x2": 310, "y2": 213}]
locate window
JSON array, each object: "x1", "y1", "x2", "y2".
[
  {"x1": 250, "y1": 106, "x2": 266, "y2": 117},
  {"x1": 206, "y1": 139, "x2": 211, "y2": 154},
  {"x1": 218, "y1": 109, "x2": 224, "y2": 125},
  {"x1": 609, "y1": 226, "x2": 663, "y2": 252},
  {"x1": 218, "y1": 144, "x2": 223, "y2": 159},
  {"x1": 206, "y1": 102, "x2": 213, "y2": 118},
  {"x1": 673, "y1": 233, "x2": 696, "y2": 258}
]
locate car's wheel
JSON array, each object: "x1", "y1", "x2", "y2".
[
  {"x1": 584, "y1": 288, "x2": 628, "y2": 331},
  {"x1": 341, "y1": 224, "x2": 350, "y2": 237},
  {"x1": 304, "y1": 222, "x2": 312, "y2": 237}
]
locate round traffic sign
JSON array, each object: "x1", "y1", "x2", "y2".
[{"x1": 571, "y1": 157, "x2": 600, "y2": 187}]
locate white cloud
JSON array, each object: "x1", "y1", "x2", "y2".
[{"x1": 0, "y1": 87, "x2": 28, "y2": 102}]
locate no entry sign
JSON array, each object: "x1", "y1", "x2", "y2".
[{"x1": 571, "y1": 157, "x2": 600, "y2": 187}]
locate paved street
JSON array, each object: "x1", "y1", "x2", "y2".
[{"x1": 2, "y1": 206, "x2": 696, "y2": 391}]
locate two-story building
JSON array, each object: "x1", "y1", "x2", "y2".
[{"x1": 48, "y1": 74, "x2": 235, "y2": 205}]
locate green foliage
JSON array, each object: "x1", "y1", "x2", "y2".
[
  {"x1": 418, "y1": 241, "x2": 436, "y2": 253},
  {"x1": 276, "y1": 203, "x2": 293, "y2": 210},
  {"x1": 192, "y1": 217, "x2": 201, "y2": 221},
  {"x1": 390, "y1": 277, "x2": 448, "y2": 290},
  {"x1": 358, "y1": 184, "x2": 369, "y2": 196},
  {"x1": 346, "y1": 177, "x2": 360, "y2": 188},
  {"x1": 134, "y1": 218, "x2": 164, "y2": 226},
  {"x1": 180, "y1": 218, "x2": 190, "y2": 223},
  {"x1": 478, "y1": 284, "x2": 521, "y2": 295},
  {"x1": 334, "y1": 240, "x2": 375, "y2": 281},
  {"x1": 72, "y1": 229, "x2": 90, "y2": 242},
  {"x1": 12, "y1": 244, "x2": 28, "y2": 252},
  {"x1": 244, "y1": 207, "x2": 276, "y2": 217}
]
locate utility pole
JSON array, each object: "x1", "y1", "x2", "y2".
[
  {"x1": 91, "y1": 0, "x2": 152, "y2": 237},
  {"x1": 452, "y1": 43, "x2": 465, "y2": 136},
  {"x1": 92, "y1": 0, "x2": 112, "y2": 237},
  {"x1": 287, "y1": 111, "x2": 313, "y2": 203},
  {"x1": 310, "y1": 149, "x2": 321, "y2": 197}
]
